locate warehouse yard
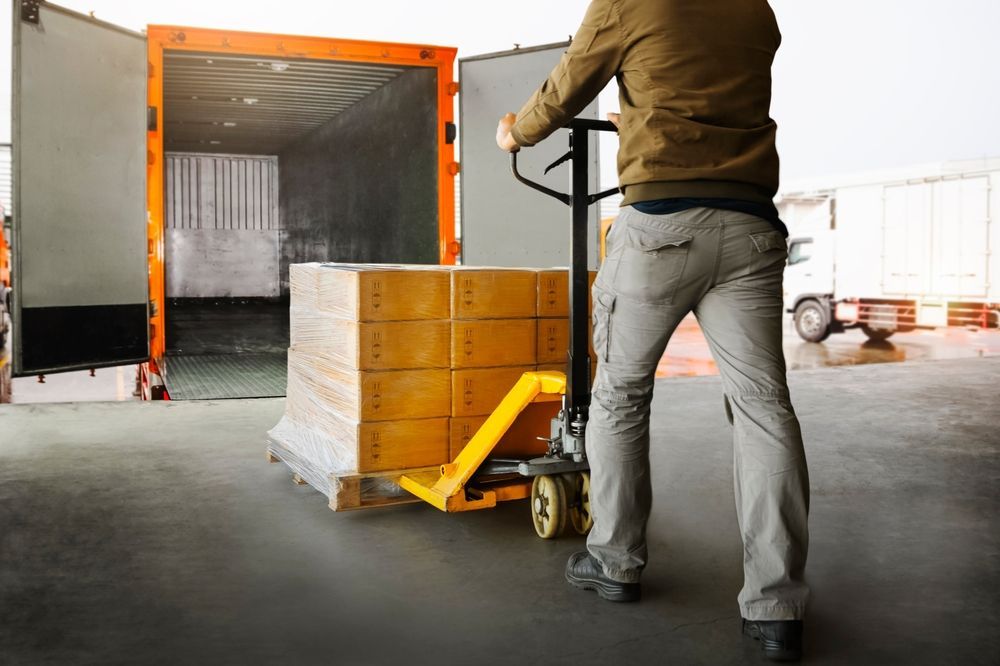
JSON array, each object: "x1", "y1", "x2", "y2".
[{"x1": 1, "y1": 356, "x2": 997, "y2": 664}]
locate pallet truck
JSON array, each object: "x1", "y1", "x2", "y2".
[{"x1": 400, "y1": 118, "x2": 619, "y2": 538}]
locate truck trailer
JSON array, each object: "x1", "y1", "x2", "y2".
[
  {"x1": 10, "y1": 1, "x2": 603, "y2": 400},
  {"x1": 778, "y1": 158, "x2": 1000, "y2": 342}
]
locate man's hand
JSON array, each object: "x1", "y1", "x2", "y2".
[
  {"x1": 496, "y1": 112, "x2": 520, "y2": 152},
  {"x1": 606, "y1": 112, "x2": 621, "y2": 128}
]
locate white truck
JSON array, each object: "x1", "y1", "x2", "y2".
[{"x1": 778, "y1": 158, "x2": 1000, "y2": 342}]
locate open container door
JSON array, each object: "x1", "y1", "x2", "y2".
[
  {"x1": 458, "y1": 43, "x2": 602, "y2": 268},
  {"x1": 11, "y1": 1, "x2": 149, "y2": 376}
]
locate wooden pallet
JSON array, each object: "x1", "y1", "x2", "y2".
[{"x1": 266, "y1": 438, "x2": 440, "y2": 512}]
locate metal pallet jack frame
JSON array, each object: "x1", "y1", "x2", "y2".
[{"x1": 400, "y1": 118, "x2": 619, "y2": 538}]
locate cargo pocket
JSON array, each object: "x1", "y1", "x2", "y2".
[
  {"x1": 748, "y1": 229, "x2": 788, "y2": 273},
  {"x1": 591, "y1": 288, "x2": 615, "y2": 362},
  {"x1": 613, "y1": 223, "x2": 693, "y2": 304}
]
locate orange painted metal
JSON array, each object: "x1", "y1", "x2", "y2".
[
  {"x1": 0, "y1": 224, "x2": 10, "y2": 290},
  {"x1": 143, "y1": 26, "x2": 458, "y2": 372}
]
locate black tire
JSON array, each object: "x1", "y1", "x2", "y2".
[
  {"x1": 861, "y1": 324, "x2": 895, "y2": 342},
  {"x1": 794, "y1": 299, "x2": 831, "y2": 343}
]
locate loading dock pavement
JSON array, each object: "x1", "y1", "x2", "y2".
[{"x1": 1, "y1": 357, "x2": 997, "y2": 664}]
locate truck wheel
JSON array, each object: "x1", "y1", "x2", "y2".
[
  {"x1": 794, "y1": 300, "x2": 831, "y2": 343},
  {"x1": 861, "y1": 324, "x2": 895, "y2": 342}
]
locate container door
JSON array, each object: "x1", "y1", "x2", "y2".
[
  {"x1": 12, "y1": 2, "x2": 148, "y2": 375},
  {"x1": 458, "y1": 43, "x2": 602, "y2": 268},
  {"x1": 882, "y1": 183, "x2": 932, "y2": 296},
  {"x1": 932, "y1": 177, "x2": 989, "y2": 298}
]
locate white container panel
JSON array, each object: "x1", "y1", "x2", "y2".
[
  {"x1": 832, "y1": 184, "x2": 886, "y2": 299},
  {"x1": 933, "y1": 177, "x2": 989, "y2": 298}
]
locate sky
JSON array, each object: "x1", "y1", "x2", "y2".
[{"x1": 2, "y1": 0, "x2": 998, "y2": 189}]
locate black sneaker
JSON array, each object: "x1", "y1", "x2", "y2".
[
  {"x1": 742, "y1": 619, "x2": 803, "y2": 662},
  {"x1": 564, "y1": 551, "x2": 641, "y2": 602}
]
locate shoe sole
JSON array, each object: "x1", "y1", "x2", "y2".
[
  {"x1": 742, "y1": 623, "x2": 802, "y2": 662},
  {"x1": 565, "y1": 570, "x2": 641, "y2": 603}
]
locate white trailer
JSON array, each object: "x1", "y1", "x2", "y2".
[{"x1": 778, "y1": 158, "x2": 1000, "y2": 342}]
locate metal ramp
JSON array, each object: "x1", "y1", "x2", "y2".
[{"x1": 162, "y1": 352, "x2": 286, "y2": 400}]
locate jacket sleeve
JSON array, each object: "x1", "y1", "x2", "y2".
[{"x1": 510, "y1": 0, "x2": 624, "y2": 147}]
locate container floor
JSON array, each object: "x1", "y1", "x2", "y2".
[
  {"x1": 164, "y1": 299, "x2": 288, "y2": 399},
  {"x1": 1, "y1": 357, "x2": 997, "y2": 664}
]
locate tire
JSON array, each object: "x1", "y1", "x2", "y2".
[
  {"x1": 530, "y1": 475, "x2": 567, "y2": 539},
  {"x1": 861, "y1": 324, "x2": 895, "y2": 342},
  {"x1": 794, "y1": 299, "x2": 831, "y2": 343}
]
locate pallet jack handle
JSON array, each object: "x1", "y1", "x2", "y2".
[
  {"x1": 509, "y1": 119, "x2": 620, "y2": 206},
  {"x1": 509, "y1": 117, "x2": 620, "y2": 438}
]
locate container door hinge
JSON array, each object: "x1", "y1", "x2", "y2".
[
  {"x1": 445, "y1": 122, "x2": 457, "y2": 145},
  {"x1": 147, "y1": 106, "x2": 158, "y2": 132},
  {"x1": 21, "y1": 0, "x2": 41, "y2": 24},
  {"x1": 448, "y1": 162, "x2": 461, "y2": 176},
  {"x1": 447, "y1": 82, "x2": 460, "y2": 96}
]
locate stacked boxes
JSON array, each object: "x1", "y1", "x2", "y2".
[
  {"x1": 271, "y1": 263, "x2": 599, "y2": 483},
  {"x1": 534, "y1": 269, "x2": 599, "y2": 378},
  {"x1": 448, "y1": 267, "x2": 539, "y2": 458},
  {"x1": 273, "y1": 263, "x2": 452, "y2": 476}
]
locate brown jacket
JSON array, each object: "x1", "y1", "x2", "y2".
[{"x1": 510, "y1": 0, "x2": 782, "y2": 207}]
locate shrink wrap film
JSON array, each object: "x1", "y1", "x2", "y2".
[
  {"x1": 290, "y1": 307, "x2": 450, "y2": 370},
  {"x1": 286, "y1": 349, "x2": 450, "y2": 422},
  {"x1": 312, "y1": 263, "x2": 451, "y2": 321}
]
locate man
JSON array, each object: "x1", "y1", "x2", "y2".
[{"x1": 495, "y1": 1, "x2": 810, "y2": 661}]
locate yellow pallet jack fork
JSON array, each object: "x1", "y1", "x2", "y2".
[
  {"x1": 401, "y1": 118, "x2": 620, "y2": 538},
  {"x1": 399, "y1": 371, "x2": 565, "y2": 512}
]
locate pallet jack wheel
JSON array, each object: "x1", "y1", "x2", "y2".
[
  {"x1": 531, "y1": 474, "x2": 567, "y2": 539},
  {"x1": 564, "y1": 472, "x2": 594, "y2": 536}
]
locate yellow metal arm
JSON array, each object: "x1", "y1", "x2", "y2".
[{"x1": 399, "y1": 371, "x2": 566, "y2": 512}]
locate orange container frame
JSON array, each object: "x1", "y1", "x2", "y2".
[{"x1": 144, "y1": 26, "x2": 458, "y2": 368}]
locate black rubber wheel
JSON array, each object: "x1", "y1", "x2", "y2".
[
  {"x1": 861, "y1": 324, "x2": 895, "y2": 342},
  {"x1": 794, "y1": 300, "x2": 831, "y2": 343}
]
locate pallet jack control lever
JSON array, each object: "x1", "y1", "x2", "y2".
[{"x1": 509, "y1": 118, "x2": 620, "y2": 447}]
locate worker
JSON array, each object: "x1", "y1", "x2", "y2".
[{"x1": 496, "y1": 1, "x2": 809, "y2": 661}]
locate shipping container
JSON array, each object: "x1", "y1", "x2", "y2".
[
  {"x1": 778, "y1": 158, "x2": 1000, "y2": 341},
  {"x1": 10, "y1": 1, "x2": 603, "y2": 399}
]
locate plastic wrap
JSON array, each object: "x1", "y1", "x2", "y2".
[
  {"x1": 289, "y1": 262, "x2": 322, "y2": 309},
  {"x1": 311, "y1": 263, "x2": 450, "y2": 321},
  {"x1": 286, "y1": 348, "x2": 450, "y2": 422},
  {"x1": 290, "y1": 306, "x2": 450, "y2": 370},
  {"x1": 269, "y1": 353, "x2": 450, "y2": 478}
]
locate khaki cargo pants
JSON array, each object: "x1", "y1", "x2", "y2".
[{"x1": 587, "y1": 206, "x2": 810, "y2": 621}]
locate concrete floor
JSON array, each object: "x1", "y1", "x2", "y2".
[
  {"x1": 1, "y1": 357, "x2": 998, "y2": 665},
  {"x1": 7, "y1": 320, "x2": 1000, "y2": 404}
]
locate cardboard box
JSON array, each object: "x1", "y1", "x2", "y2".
[
  {"x1": 290, "y1": 309, "x2": 450, "y2": 370},
  {"x1": 536, "y1": 317, "x2": 595, "y2": 364},
  {"x1": 355, "y1": 417, "x2": 450, "y2": 472},
  {"x1": 448, "y1": 402, "x2": 560, "y2": 460},
  {"x1": 288, "y1": 349, "x2": 451, "y2": 422},
  {"x1": 536, "y1": 269, "x2": 598, "y2": 318},
  {"x1": 451, "y1": 319, "x2": 536, "y2": 369},
  {"x1": 451, "y1": 365, "x2": 535, "y2": 417},
  {"x1": 450, "y1": 268, "x2": 537, "y2": 319},
  {"x1": 293, "y1": 263, "x2": 451, "y2": 321}
]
